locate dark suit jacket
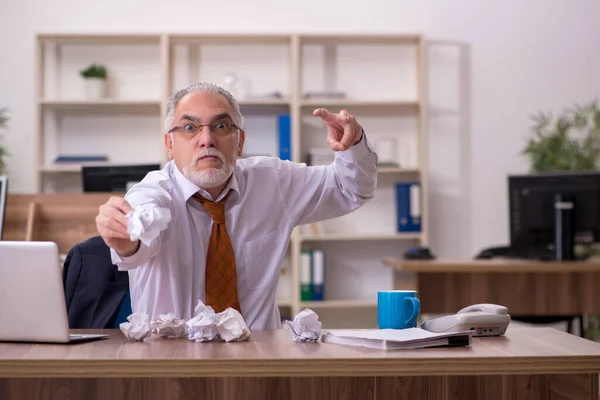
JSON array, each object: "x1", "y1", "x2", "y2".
[{"x1": 62, "y1": 236, "x2": 130, "y2": 329}]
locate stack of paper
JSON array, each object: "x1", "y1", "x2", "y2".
[{"x1": 321, "y1": 328, "x2": 472, "y2": 350}]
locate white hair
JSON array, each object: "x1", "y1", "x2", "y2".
[{"x1": 165, "y1": 82, "x2": 244, "y2": 133}]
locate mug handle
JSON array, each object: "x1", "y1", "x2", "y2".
[{"x1": 405, "y1": 297, "x2": 421, "y2": 326}]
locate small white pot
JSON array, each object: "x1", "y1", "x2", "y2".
[{"x1": 84, "y1": 78, "x2": 107, "y2": 99}]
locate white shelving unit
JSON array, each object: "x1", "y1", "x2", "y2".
[
  {"x1": 299, "y1": 233, "x2": 422, "y2": 242},
  {"x1": 35, "y1": 33, "x2": 428, "y2": 327}
]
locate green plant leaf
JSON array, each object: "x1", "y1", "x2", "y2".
[
  {"x1": 79, "y1": 63, "x2": 107, "y2": 79},
  {"x1": 523, "y1": 100, "x2": 600, "y2": 173},
  {"x1": 0, "y1": 107, "x2": 8, "y2": 128},
  {"x1": 594, "y1": 109, "x2": 600, "y2": 131},
  {"x1": 530, "y1": 111, "x2": 551, "y2": 140}
]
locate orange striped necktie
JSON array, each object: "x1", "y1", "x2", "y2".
[{"x1": 192, "y1": 190, "x2": 242, "y2": 315}]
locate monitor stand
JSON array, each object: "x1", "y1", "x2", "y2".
[{"x1": 554, "y1": 192, "x2": 575, "y2": 261}]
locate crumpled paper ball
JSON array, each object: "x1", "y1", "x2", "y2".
[
  {"x1": 127, "y1": 203, "x2": 172, "y2": 246},
  {"x1": 120, "y1": 312, "x2": 152, "y2": 342},
  {"x1": 185, "y1": 301, "x2": 251, "y2": 343},
  {"x1": 186, "y1": 301, "x2": 220, "y2": 342},
  {"x1": 286, "y1": 308, "x2": 322, "y2": 342},
  {"x1": 151, "y1": 312, "x2": 188, "y2": 339},
  {"x1": 217, "y1": 308, "x2": 251, "y2": 342},
  {"x1": 119, "y1": 300, "x2": 252, "y2": 343}
]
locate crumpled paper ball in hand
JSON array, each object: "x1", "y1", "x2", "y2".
[
  {"x1": 286, "y1": 308, "x2": 322, "y2": 342},
  {"x1": 217, "y1": 308, "x2": 251, "y2": 342},
  {"x1": 186, "y1": 301, "x2": 220, "y2": 342},
  {"x1": 120, "y1": 312, "x2": 152, "y2": 342},
  {"x1": 127, "y1": 203, "x2": 172, "y2": 246},
  {"x1": 151, "y1": 312, "x2": 188, "y2": 339}
]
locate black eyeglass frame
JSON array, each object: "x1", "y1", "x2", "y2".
[{"x1": 167, "y1": 121, "x2": 242, "y2": 136}]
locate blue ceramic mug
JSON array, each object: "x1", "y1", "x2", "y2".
[{"x1": 377, "y1": 290, "x2": 421, "y2": 329}]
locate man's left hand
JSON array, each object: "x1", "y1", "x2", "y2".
[{"x1": 313, "y1": 108, "x2": 362, "y2": 152}]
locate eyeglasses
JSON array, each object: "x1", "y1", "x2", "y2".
[{"x1": 168, "y1": 121, "x2": 241, "y2": 137}]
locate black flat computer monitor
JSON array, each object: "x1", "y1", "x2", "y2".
[
  {"x1": 0, "y1": 175, "x2": 7, "y2": 240},
  {"x1": 508, "y1": 171, "x2": 600, "y2": 261},
  {"x1": 82, "y1": 164, "x2": 160, "y2": 193}
]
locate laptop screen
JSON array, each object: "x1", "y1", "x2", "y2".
[{"x1": 0, "y1": 175, "x2": 7, "y2": 240}]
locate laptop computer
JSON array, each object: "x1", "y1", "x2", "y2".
[{"x1": 0, "y1": 241, "x2": 109, "y2": 343}]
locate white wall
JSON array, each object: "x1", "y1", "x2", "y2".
[{"x1": 1, "y1": 0, "x2": 600, "y2": 261}]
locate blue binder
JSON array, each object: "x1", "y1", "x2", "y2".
[
  {"x1": 278, "y1": 114, "x2": 291, "y2": 160},
  {"x1": 396, "y1": 182, "x2": 422, "y2": 232},
  {"x1": 311, "y1": 249, "x2": 325, "y2": 301}
]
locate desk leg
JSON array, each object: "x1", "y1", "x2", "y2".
[{"x1": 0, "y1": 374, "x2": 597, "y2": 400}]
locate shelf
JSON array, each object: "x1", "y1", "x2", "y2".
[
  {"x1": 238, "y1": 98, "x2": 290, "y2": 106},
  {"x1": 300, "y1": 99, "x2": 420, "y2": 110},
  {"x1": 40, "y1": 164, "x2": 87, "y2": 173},
  {"x1": 299, "y1": 33, "x2": 421, "y2": 45},
  {"x1": 38, "y1": 33, "x2": 161, "y2": 45},
  {"x1": 40, "y1": 99, "x2": 287, "y2": 111},
  {"x1": 39, "y1": 99, "x2": 161, "y2": 112},
  {"x1": 300, "y1": 233, "x2": 422, "y2": 242},
  {"x1": 168, "y1": 33, "x2": 291, "y2": 45},
  {"x1": 39, "y1": 162, "x2": 159, "y2": 173},
  {"x1": 277, "y1": 300, "x2": 294, "y2": 307},
  {"x1": 299, "y1": 300, "x2": 377, "y2": 308},
  {"x1": 378, "y1": 167, "x2": 420, "y2": 174}
]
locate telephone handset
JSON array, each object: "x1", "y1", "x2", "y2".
[
  {"x1": 458, "y1": 303, "x2": 508, "y2": 315},
  {"x1": 421, "y1": 303, "x2": 511, "y2": 337}
]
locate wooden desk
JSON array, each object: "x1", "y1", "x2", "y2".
[
  {"x1": 383, "y1": 258, "x2": 600, "y2": 316},
  {"x1": 1, "y1": 328, "x2": 600, "y2": 400}
]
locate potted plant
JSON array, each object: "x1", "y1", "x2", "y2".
[
  {"x1": 523, "y1": 100, "x2": 600, "y2": 173},
  {"x1": 79, "y1": 63, "x2": 108, "y2": 99},
  {"x1": 522, "y1": 99, "x2": 600, "y2": 341},
  {"x1": 0, "y1": 107, "x2": 8, "y2": 175}
]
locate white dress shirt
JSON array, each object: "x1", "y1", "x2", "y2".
[{"x1": 111, "y1": 134, "x2": 378, "y2": 329}]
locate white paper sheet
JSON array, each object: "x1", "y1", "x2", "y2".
[{"x1": 321, "y1": 328, "x2": 473, "y2": 350}]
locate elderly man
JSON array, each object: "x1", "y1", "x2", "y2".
[{"x1": 95, "y1": 82, "x2": 378, "y2": 329}]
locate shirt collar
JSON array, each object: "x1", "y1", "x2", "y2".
[{"x1": 171, "y1": 160, "x2": 240, "y2": 203}]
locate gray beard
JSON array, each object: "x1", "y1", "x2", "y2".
[{"x1": 183, "y1": 162, "x2": 234, "y2": 189}]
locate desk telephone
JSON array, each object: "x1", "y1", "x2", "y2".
[{"x1": 421, "y1": 303, "x2": 511, "y2": 337}]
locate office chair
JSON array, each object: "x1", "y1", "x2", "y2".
[
  {"x1": 475, "y1": 245, "x2": 585, "y2": 337},
  {"x1": 62, "y1": 236, "x2": 131, "y2": 329}
]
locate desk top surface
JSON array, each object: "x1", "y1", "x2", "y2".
[
  {"x1": 1, "y1": 327, "x2": 600, "y2": 378},
  {"x1": 382, "y1": 258, "x2": 600, "y2": 272}
]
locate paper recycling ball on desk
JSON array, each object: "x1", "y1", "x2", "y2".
[
  {"x1": 151, "y1": 312, "x2": 188, "y2": 339},
  {"x1": 186, "y1": 301, "x2": 220, "y2": 342},
  {"x1": 286, "y1": 308, "x2": 322, "y2": 342},
  {"x1": 186, "y1": 300, "x2": 251, "y2": 343},
  {"x1": 120, "y1": 311, "x2": 188, "y2": 342},
  {"x1": 216, "y1": 308, "x2": 252, "y2": 342},
  {"x1": 119, "y1": 312, "x2": 153, "y2": 342}
]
